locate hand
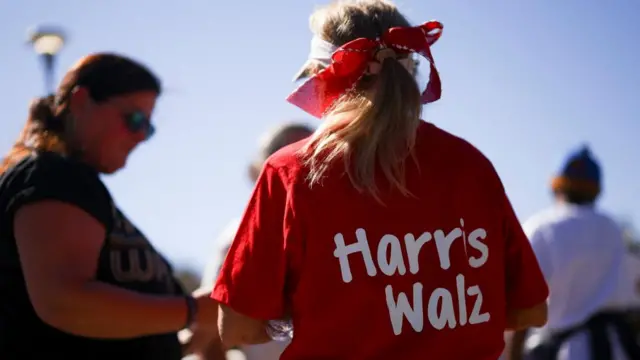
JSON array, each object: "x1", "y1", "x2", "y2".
[
  {"x1": 182, "y1": 288, "x2": 220, "y2": 356},
  {"x1": 192, "y1": 287, "x2": 219, "y2": 329},
  {"x1": 182, "y1": 325, "x2": 224, "y2": 358},
  {"x1": 182, "y1": 331, "x2": 227, "y2": 360}
]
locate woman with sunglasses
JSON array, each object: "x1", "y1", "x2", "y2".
[
  {"x1": 0, "y1": 53, "x2": 218, "y2": 359},
  {"x1": 212, "y1": 1, "x2": 549, "y2": 359}
]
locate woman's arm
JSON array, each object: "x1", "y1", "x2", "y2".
[
  {"x1": 15, "y1": 200, "x2": 213, "y2": 338},
  {"x1": 218, "y1": 304, "x2": 272, "y2": 348},
  {"x1": 506, "y1": 302, "x2": 548, "y2": 330},
  {"x1": 504, "y1": 330, "x2": 528, "y2": 360}
]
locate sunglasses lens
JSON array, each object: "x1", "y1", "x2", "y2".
[
  {"x1": 145, "y1": 124, "x2": 156, "y2": 140},
  {"x1": 126, "y1": 112, "x2": 154, "y2": 140},
  {"x1": 126, "y1": 112, "x2": 145, "y2": 131}
]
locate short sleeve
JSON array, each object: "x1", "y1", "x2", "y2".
[
  {"x1": 211, "y1": 163, "x2": 295, "y2": 320},
  {"x1": 3, "y1": 154, "x2": 113, "y2": 230},
  {"x1": 502, "y1": 194, "x2": 550, "y2": 309}
]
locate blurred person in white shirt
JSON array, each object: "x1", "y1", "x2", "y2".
[
  {"x1": 198, "y1": 123, "x2": 313, "y2": 360},
  {"x1": 506, "y1": 145, "x2": 640, "y2": 360}
]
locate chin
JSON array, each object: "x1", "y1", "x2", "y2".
[
  {"x1": 100, "y1": 167, "x2": 121, "y2": 175},
  {"x1": 99, "y1": 159, "x2": 127, "y2": 175}
]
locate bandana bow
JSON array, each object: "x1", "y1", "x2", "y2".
[{"x1": 287, "y1": 21, "x2": 443, "y2": 118}]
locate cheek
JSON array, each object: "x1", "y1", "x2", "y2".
[
  {"x1": 107, "y1": 118, "x2": 142, "y2": 146},
  {"x1": 95, "y1": 122, "x2": 137, "y2": 160},
  {"x1": 95, "y1": 135, "x2": 135, "y2": 171}
]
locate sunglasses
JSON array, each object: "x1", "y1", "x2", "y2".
[{"x1": 123, "y1": 111, "x2": 155, "y2": 140}]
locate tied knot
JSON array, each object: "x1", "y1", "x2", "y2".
[
  {"x1": 367, "y1": 47, "x2": 398, "y2": 75},
  {"x1": 375, "y1": 47, "x2": 397, "y2": 62}
]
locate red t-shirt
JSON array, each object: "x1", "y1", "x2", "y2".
[{"x1": 212, "y1": 121, "x2": 548, "y2": 360}]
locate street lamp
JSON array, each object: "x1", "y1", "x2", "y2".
[{"x1": 28, "y1": 26, "x2": 66, "y2": 94}]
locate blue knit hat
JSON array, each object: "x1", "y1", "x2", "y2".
[{"x1": 551, "y1": 145, "x2": 601, "y2": 197}]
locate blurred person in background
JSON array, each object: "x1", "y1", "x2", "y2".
[
  {"x1": 194, "y1": 123, "x2": 314, "y2": 360},
  {"x1": 0, "y1": 53, "x2": 218, "y2": 359},
  {"x1": 622, "y1": 249, "x2": 640, "y2": 337},
  {"x1": 210, "y1": 0, "x2": 549, "y2": 359},
  {"x1": 507, "y1": 146, "x2": 640, "y2": 360}
]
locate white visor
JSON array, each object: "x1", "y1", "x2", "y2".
[{"x1": 292, "y1": 35, "x2": 338, "y2": 82}]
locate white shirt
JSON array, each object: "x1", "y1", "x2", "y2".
[
  {"x1": 200, "y1": 219, "x2": 290, "y2": 360},
  {"x1": 523, "y1": 204, "x2": 637, "y2": 360},
  {"x1": 622, "y1": 252, "x2": 640, "y2": 307}
]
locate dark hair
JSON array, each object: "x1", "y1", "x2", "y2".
[
  {"x1": 555, "y1": 188, "x2": 598, "y2": 206},
  {"x1": 260, "y1": 123, "x2": 315, "y2": 159},
  {"x1": 0, "y1": 52, "x2": 161, "y2": 174},
  {"x1": 248, "y1": 123, "x2": 315, "y2": 181}
]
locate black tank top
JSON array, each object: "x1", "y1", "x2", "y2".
[{"x1": 0, "y1": 152, "x2": 184, "y2": 359}]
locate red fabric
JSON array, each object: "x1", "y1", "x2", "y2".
[
  {"x1": 503, "y1": 195, "x2": 550, "y2": 310},
  {"x1": 212, "y1": 162, "x2": 297, "y2": 320},
  {"x1": 212, "y1": 122, "x2": 549, "y2": 360},
  {"x1": 287, "y1": 21, "x2": 444, "y2": 118}
]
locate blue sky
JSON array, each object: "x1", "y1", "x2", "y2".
[{"x1": 1, "y1": 0, "x2": 638, "y2": 272}]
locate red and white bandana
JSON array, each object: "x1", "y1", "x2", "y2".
[{"x1": 287, "y1": 21, "x2": 444, "y2": 118}]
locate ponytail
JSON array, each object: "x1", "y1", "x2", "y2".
[
  {"x1": 302, "y1": 56, "x2": 422, "y2": 201},
  {"x1": 0, "y1": 95, "x2": 68, "y2": 174}
]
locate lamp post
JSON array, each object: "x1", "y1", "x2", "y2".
[{"x1": 28, "y1": 26, "x2": 66, "y2": 94}]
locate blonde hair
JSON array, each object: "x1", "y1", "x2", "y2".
[{"x1": 301, "y1": 0, "x2": 422, "y2": 202}]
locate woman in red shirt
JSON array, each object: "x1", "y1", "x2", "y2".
[{"x1": 212, "y1": 1, "x2": 549, "y2": 359}]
